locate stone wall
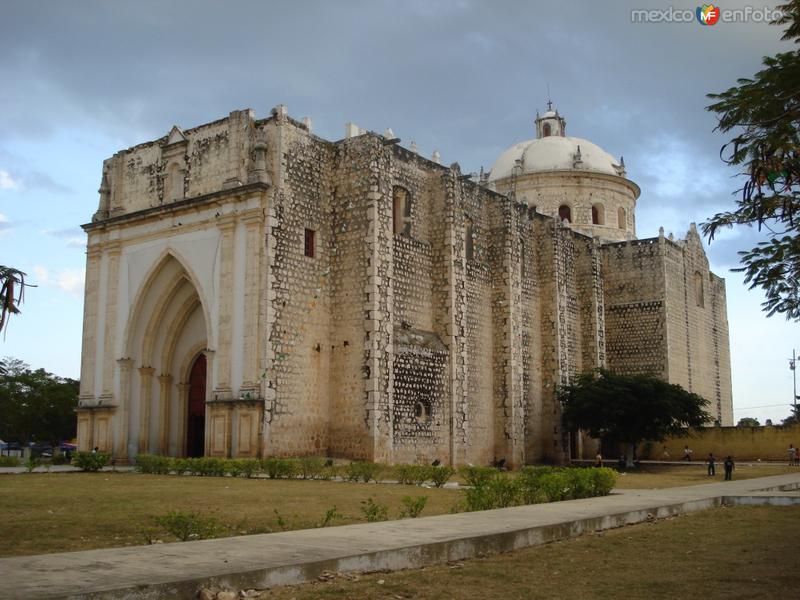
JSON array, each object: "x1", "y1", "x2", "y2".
[
  {"x1": 639, "y1": 424, "x2": 800, "y2": 461},
  {"x1": 262, "y1": 113, "x2": 335, "y2": 456},
  {"x1": 601, "y1": 237, "x2": 668, "y2": 378}
]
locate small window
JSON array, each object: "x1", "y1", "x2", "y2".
[
  {"x1": 465, "y1": 218, "x2": 474, "y2": 260},
  {"x1": 304, "y1": 228, "x2": 316, "y2": 258},
  {"x1": 694, "y1": 271, "x2": 704, "y2": 308},
  {"x1": 414, "y1": 399, "x2": 431, "y2": 424},
  {"x1": 592, "y1": 204, "x2": 605, "y2": 225},
  {"x1": 618, "y1": 207, "x2": 626, "y2": 229},
  {"x1": 393, "y1": 187, "x2": 411, "y2": 236},
  {"x1": 542, "y1": 123, "x2": 551, "y2": 137},
  {"x1": 558, "y1": 205, "x2": 571, "y2": 223}
]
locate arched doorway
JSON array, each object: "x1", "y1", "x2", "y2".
[{"x1": 186, "y1": 353, "x2": 206, "y2": 457}]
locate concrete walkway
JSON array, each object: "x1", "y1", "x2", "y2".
[{"x1": 2, "y1": 473, "x2": 799, "y2": 600}]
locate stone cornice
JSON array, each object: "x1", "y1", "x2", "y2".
[{"x1": 82, "y1": 182, "x2": 270, "y2": 232}]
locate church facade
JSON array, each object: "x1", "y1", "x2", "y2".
[{"x1": 76, "y1": 104, "x2": 733, "y2": 466}]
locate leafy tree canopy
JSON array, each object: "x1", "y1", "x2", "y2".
[
  {"x1": 782, "y1": 404, "x2": 800, "y2": 425},
  {"x1": 0, "y1": 357, "x2": 78, "y2": 445},
  {"x1": 736, "y1": 417, "x2": 761, "y2": 427},
  {"x1": 559, "y1": 370, "x2": 709, "y2": 464},
  {"x1": 703, "y1": 1, "x2": 800, "y2": 319}
]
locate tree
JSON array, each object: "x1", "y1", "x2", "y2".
[
  {"x1": 783, "y1": 404, "x2": 800, "y2": 425},
  {"x1": 737, "y1": 417, "x2": 761, "y2": 427},
  {"x1": 0, "y1": 266, "x2": 31, "y2": 333},
  {"x1": 703, "y1": 1, "x2": 800, "y2": 319},
  {"x1": 0, "y1": 357, "x2": 78, "y2": 445},
  {"x1": 559, "y1": 369, "x2": 709, "y2": 467}
]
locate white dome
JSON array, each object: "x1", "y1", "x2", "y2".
[{"x1": 488, "y1": 136, "x2": 622, "y2": 181}]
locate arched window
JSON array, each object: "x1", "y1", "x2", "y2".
[
  {"x1": 465, "y1": 217, "x2": 475, "y2": 260},
  {"x1": 542, "y1": 123, "x2": 551, "y2": 137},
  {"x1": 617, "y1": 207, "x2": 626, "y2": 229},
  {"x1": 694, "y1": 271, "x2": 704, "y2": 308},
  {"x1": 393, "y1": 187, "x2": 411, "y2": 236},
  {"x1": 558, "y1": 204, "x2": 571, "y2": 223},
  {"x1": 592, "y1": 204, "x2": 605, "y2": 225}
]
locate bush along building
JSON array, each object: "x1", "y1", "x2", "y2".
[{"x1": 77, "y1": 103, "x2": 733, "y2": 466}]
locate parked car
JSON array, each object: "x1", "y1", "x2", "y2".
[{"x1": 29, "y1": 443, "x2": 54, "y2": 458}]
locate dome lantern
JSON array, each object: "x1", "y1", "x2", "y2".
[{"x1": 535, "y1": 100, "x2": 566, "y2": 138}]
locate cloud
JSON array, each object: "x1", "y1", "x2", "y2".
[
  {"x1": 0, "y1": 170, "x2": 20, "y2": 190},
  {"x1": 0, "y1": 213, "x2": 11, "y2": 235},
  {"x1": 0, "y1": 165, "x2": 71, "y2": 193},
  {"x1": 41, "y1": 227, "x2": 86, "y2": 249},
  {"x1": 32, "y1": 265, "x2": 85, "y2": 297}
]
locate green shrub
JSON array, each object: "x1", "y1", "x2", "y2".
[
  {"x1": 399, "y1": 495, "x2": 428, "y2": 518},
  {"x1": 73, "y1": 451, "x2": 109, "y2": 472},
  {"x1": 50, "y1": 452, "x2": 70, "y2": 466},
  {"x1": 298, "y1": 456, "x2": 325, "y2": 480},
  {"x1": 319, "y1": 505, "x2": 344, "y2": 527},
  {"x1": 345, "y1": 461, "x2": 382, "y2": 483},
  {"x1": 463, "y1": 474, "x2": 521, "y2": 511},
  {"x1": 589, "y1": 467, "x2": 617, "y2": 496},
  {"x1": 410, "y1": 465, "x2": 433, "y2": 486},
  {"x1": 463, "y1": 485, "x2": 495, "y2": 511},
  {"x1": 0, "y1": 455, "x2": 20, "y2": 467},
  {"x1": 135, "y1": 454, "x2": 171, "y2": 475},
  {"x1": 429, "y1": 466, "x2": 455, "y2": 488},
  {"x1": 172, "y1": 458, "x2": 191, "y2": 475},
  {"x1": 225, "y1": 459, "x2": 246, "y2": 477},
  {"x1": 459, "y1": 465, "x2": 499, "y2": 488},
  {"x1": 393, "y1": 464, "x2": 416, "y2": 485},
  {"x1": 318, "y1": 463, "x2": 339, "y2": 480},
  {"x1": 153, "y1": 511, "x2": 221, "y2": 541},
  {"x1": 262, "y1": 457, "x2": 298, "y2": 479},
  {"x1": 360, "y1": 497, "x2": 389, "y2": 522},
  {"x1": 238, "y1": 458, "x2": 262, "y2": 478},
  {"x1": 25, "y1": 457, "x2": 41, "y2": 473}
]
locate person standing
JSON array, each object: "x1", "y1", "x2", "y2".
[
  {"x1": 789, "y1": 444, "x2": 797, "y2": 466},
  {"x1": 707, "y1": 453, "x2": 716, "y2": 476},
  {"x1": 724, "y1": 455, "x2": 735, "y2": 481},
  {"x1": 682, "y1": 445, "x2": 693, "y2": 461}
]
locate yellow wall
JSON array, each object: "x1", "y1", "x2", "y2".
[{"x1": 638, "y1": 425, "x2": 800, "y2": 461}]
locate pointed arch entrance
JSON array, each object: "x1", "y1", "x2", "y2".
[
  {"x1": 186, "y1": 353, "x2": 207, "y2": 457},
  {"x1": 122, "y1": 251, "x2": 211, "y2": 459}
]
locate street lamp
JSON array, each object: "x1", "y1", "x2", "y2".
[{"x1": 790, "y1": 349, "x2": 798, "y2": 407}]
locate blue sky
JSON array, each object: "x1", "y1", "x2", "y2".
[{"x1": 1, "y1": 0, "x2": 798, "y2": 424}]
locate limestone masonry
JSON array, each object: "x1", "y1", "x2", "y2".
[{"x1": 77, "y1": 103, "x2": 733, "y2": 466}]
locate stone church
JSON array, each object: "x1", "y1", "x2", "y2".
[{"x1": 76, "y1": 103, "x2": 733, "y2": 466}]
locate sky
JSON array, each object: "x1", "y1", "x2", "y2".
[{"x1": 0, "y1": 0, "x2": 798, "y2": 425}]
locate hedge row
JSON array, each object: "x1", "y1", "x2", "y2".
[
  {"x1": 134, "y1": 454, "x2": 457, "y2": 487},
  {"x1": 462, "y1": 466, "x2": 617, "y2": 511}
]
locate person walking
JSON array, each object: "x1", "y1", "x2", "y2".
[
  {"x1": 682, "y1": 445, "x2": 693, "y2": 461},
  {"x1": 789, "y1": 444, "x2": 797, "y2": 467},
  {"x1": 706, "y1": 453, "x2": 716, "y2": 476},
  {"x1": 724, "y1": 455, "x2": 735, "y2": 481}
]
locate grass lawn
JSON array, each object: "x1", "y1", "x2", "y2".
[
  {"x1": 0, "y1": 472, "x2": 459, "y2": 557},
  {"x1": 1, "y1": 465, "x2": 795, "y2": 559},
  {"x1": 612, "y1": 463, "x2": 795, "y2": 489},
  {"x1": 260, "y1": 505, "x2": 800, "y2": 599}
]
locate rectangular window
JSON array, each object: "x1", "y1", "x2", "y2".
[{"x1": 304, "y1": 228, "x2": 316, "y2": 258}]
